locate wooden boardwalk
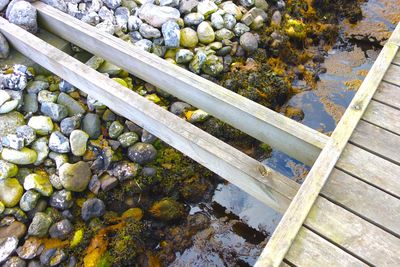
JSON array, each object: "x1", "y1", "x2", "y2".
[{"x1": 0, "y1": 3, "x2": 399, "y2": 266}]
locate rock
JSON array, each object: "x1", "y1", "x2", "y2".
[
  {"x1": 117, "y1": 132, "x2": 138, "y2": 148},
  {"x1": 88, "y1": 175, "x2": 101, "y2": 195},
  {"x1": 2, "y1": 208, "x2": 27, "y2": 223},
  {"x1": 40, "y1": 0, "x2": 67, "y2": 12},
  {"x1": 49, "y1": 174, "x2": 62, "y2": 190},
  {"x1": 0, "y1": 179, "x2": 23, "y2": 208},
  {"x1": 103, "y1": 0, "x2": 121, "y2": 9},
  {"x1": 99, "y1": 174, "x2": 118, "y2": 191},
  {"x1": 49, "y1": 190, "x2": 73, "y2": 210},
  {"x1": 138, "y1": 4, "x2": 180, "y2": 28},
  {"x1": 127, "y1": 16, "x2": 142, "y2": 32},
  {"x1": 0, "y1": 111, "x2": 25, "y2": 137},
  {"x1": 3, "y1": 256, "x2": 26, "y2": 267},
  {"x1": 16, "y1": 237, "x2": 43, "y2": 260},
  {"x1": 197, "y1": 21, "x2": 215, "y2": 44},
  {"x1": 139, "y1": 23, "x2": 161, "y2": 39},
  {"x1": 221, "y1": 1, "x2": 242, "y2": 20},
  {"x1": 271, "y1": 10, "x2": 281, "y2": 27},
  {"x1": 60, "y1": 115, "x2": 81, "y2": 136},
  {"x1": 23, "y1": 174, "x2": 53, "y2": 197},
  {"x1": 1, "y1": 148, "x2": 37, "y2": 165},
  {"x1": 180, "y1": 27, "x2": 198, "y2": 48},
  {"x1": 0, "y1": 0, "x2": 9, "y2": 12},
  {"x1": 82, "y1": 113, "x2": 101, "y2": 139},
  {"x1": 57, "y1": 93, "x2": 85, "y2": 116},
  {"x1": 184, "y1": 12, "x2": 204, "y2": 26},
  {"x1": 0, "y1": 220, "x2": 26, "y2": 239},
  {"x1": 28, "y1": 212, "x2": 52, "y2": 237},
  {"x1": 0, "y1": 99, "x2": 19, "y2": 114},
  {"x1": 16, "y1": 125, "x2": 36, "y2": 146},
  {"x1": 223, "y1": 13, "x2": 236, "y2": 30},
  {"x1": 141, "y1": 129, "x2": 156, "y2": 143},
  {"x1": 0, "y1": 33, "x2": 10, "y2": 59},
  {"x1": 1, "y1": 134, "x2": 24, "y2": 150},
  {"x1": 175, "y1": 49, "x2": 194, "y2": 64},
  {"x1": 186, "y1": 109, "x2": 209, "y2": 122},
  {"x1": 134, "y1": 39, "x2": 152, "y2": 51},
  {"x1": 201, "y1": 55, "x2": 223, "y2": 76},
  {"x1": 254, "y1": 0, "x2": 268, "y2": 11},
  {"x1": 127, "y1": 142, "x2": 157, "y2": 164},
  {"x1": 27, "y1": 81, "x2": 49, "y2": 94},
  {"x1": 40, "y1": 102, "x2": 68, "y2": 122},
  {"x1": 241, "y1": 7, "x2": 266, "y2": 26},
  {"x1": 49, "y1": 131, "x2": 70, "y2": 154},
  {"x1": 189, "y1": 49, "x2": 207, "y2": 74},
  {"x1": 240, "y1": 32, "x2": 258, "y2": 53},
  {"x1": 81, "y1": 198, "x2": 105, "y2": 221},
  {"x1": 108, "y1": 121, "x2": 124, "y2": 139},
  {"x1": 41, "y1": 248, "x2": 66, "y2": 266},
  {"x1": 59, "y1": 161, "x2": 91, "y2": 192},
  {"x1": 210, "y1": 13, "x2": 224, "y2": 30},
  {"x1": 233, "y1": 22, "x2": 250, "y2": 36},
  {"x1": 49, "y1": 153, "x2": 68, "y2": 169},
  {"x1": 162, "y1": 20, "x2": 180, "y2": 48},
  {"x1": 27, "y1": 116, "x2": 54, "y2": 135},
  {"x1": 179, "y1": 0, "x2": 198, "y2": 14},
  {"x1": 0, "y1": 237, "x2": 18, "y2": 263},
  {"x1": 0, "y1": 91, "x2": 10, "y2": 107},
  {"x1": 19, "y1": 190, "x2": 40, "y2": 212},
  {"x1": 31, "y1": 137, "x2": 49, "y2": 166},
  {"x1": 170, "y1": 101, "x2": 191, "y2": 115},
  {"x1": 48, "y1": 219, "x2": 72, "y2": 240},
  {"x1": 215, "y1": 28, "x2": 234, "y2": 40},
  {"x1": 115, "y1": 7, "x2": 129, "y2": 31},
  {"x1": 108, "y1": 161, "x2": 139, "y2": 181},
  {"x1": 69, "y1": 130, "x2": 88, "y2": 156},
  {"x1": 149, "y1": 198, "x2": 185, "y2": 221},
  {"x1": 0, "y1": 160, "x2": 18, "y2": 180},
  {"x1": 197, "y1": 0, "x2": 217, "y2": 16},
  {"x1": 8, "y1": 1, "x2": 37, "y2": 34},
  {"x1": 239, "y1": 0, "x2": 254, "y2": 7}
]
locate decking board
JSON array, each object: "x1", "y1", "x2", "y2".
[{"x1": 373, "y1": 81, "x2": 400, "y2": 110}]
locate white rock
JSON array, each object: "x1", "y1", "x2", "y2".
[{"x1": 138, "y1": 4, "x2": 180, "y2": 28}]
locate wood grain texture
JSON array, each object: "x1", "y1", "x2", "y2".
[
  {"x1": 350, "y1": 120, "x2": 400, "y2": 165},
  {"x1": 255, "y1": 36, "x2": 399, "y2": 267},
  {"x1": 285, "y1": 227, "x2": 367, "y2": 267},
  {"x1": 337, "y1": 144, "x2": 400, "y2": 198},
  {"x1": 373, "y1": 81, "x2": 400, "y2": 110},
  {"x1": 393, "y1": 51, "x2": 400, "y2": 65},
  {"x1": 305, "y1": 197, "x2": 400, "y2": 266},
  {"x1": 383, "y1": 63, "x2": 400, "y2": 86},
  {"x1": 0, "y1": 17, "x2": 299, "y2": 213},
  {"x1": 33, "y1": 2, "x2": 329, "y2": 166},
  {"x1": 364, "y1": 100, "x2": 400, "y2": 135},
  {"x1": 322, "y1": 168, "x2": 400, "y2": 236}
]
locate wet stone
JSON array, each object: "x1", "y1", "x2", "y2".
[
  {"x1": 49, "y1": 131, "x2": 70, "y2": 153},
  {"x1": 19, "y1": 190, "x2": 40, "y2": 212},
  {"x1": 127, "y1": 142, "x2": 157, "y2": 165},
  {"x1": 16, "y1": 237, "x2": 43, "y2": 260},
  {"x1": 81, "y1": 198, "x2": 105, "y2": 221},
  {"x1": 108, "y1": 121, "x2": 124, "y2": 139},
  {"x1": 141, "y1": 129, "x2": 157, "y2": 143},
  {"x1": 69, "y1": 130, "x2": 89, "y2": 156},
  {"x1": 2, "y1": 256, "x2": 26, "y2": 267},
  {"x1": 40, "y1": 102, "x2": 68, "y2": 122},
  {"x1": 109, "y1": 160, "x2": 139, "y2": 181},
  {"x1": 49, "y1": 190, "x2": 73, "y2": 210},
  {"x1": 59, "y1": 161, "x2": 91, "y2": 192},
  {"x1": 0, "y1": 237, "x2": 18, "y2": 263},
  {"x1": 49, "y1": 219, "x2": 72, "y2": 240},
  {"x1": 28, "y1": 212, "x2": 52, "y2": 237}
]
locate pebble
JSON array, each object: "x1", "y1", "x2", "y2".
[
  {"x1": 1, "y1": 133, "x2": 24, "y2": 150},
  {"x1": 3, "y1": 256, "x2": 26, "y2": 267},
  {"x1": 0, "y1": 33, "x2": 9, "y2": 59},
  {"x1": 134, "y1": 39, "x2": 152, "y2": 51},
  {"x1": 19, "y1": 190, "x2": 40, "y2": 212},
  {"x1": 138, "y1": 4, "x2": 180, "y2": 28},
  {"x1": 141, "y1": 129, "x2": 157, "y2": 143},
  {"x1": 40, "y1": 248, "x2": 67, "y2": 266},
  {"x1": 23, "y1": 174, "x2": 53, "y2": 197},
  {"x1": 16, "y1": 237, "x2": 43, "y2": 260},
  {"x1": 27, "y1": 212, "x2": 52, "y2": 237},
  {"x1": 210, "y1": 13, "x2": 224, "y2": 29},
  {"x1": 60, "y1": 115, "x2": 81, "y2": 136},
  {"x1": 0, "y1": 178, "x2": 23, "y2": 208},
  {"x1": 175, "y1": 49, "x2": 194, "y2": 64},
  {"x1": 127, "y1": 142, "x2": 157, "y2": 164},
  {"x1": 221, "y1": 1, "x2": 242, "y2": 19},
  {"x1": 186, "y1": 109, "x2": 210, "y2": 122},
  {"x1": 215, "y1": 28, "x2": 234, "y2": 40},
  {"x1": 88, "y1": 175, "x2": 101, "y2": 194},
  {"x1": 8, "y1": 1, "x2": 38, "y2": 33},
  {"x1": 40, "y1": 0, "x2": 67, "y2": 12},
  {"x1": 16, "y1": 125, "x2": 36, "y2": 146},
  {"x1": 0, "y1": 99, "x2": 19, "y2": 114},
  {"x1": 57, "y1": 92, "x2": 85, "y2": 116},
  {"x1": 0, "y1": 91, "x2": 10, "y2": 107},
  {"x1": 40, "y1": 102, "x2": 68, "y2": 122},
  {"x1": 117, "y1": 131, "x2": 138, "y2": 147},
  {"x1": 49, "y1": 219, "x2": 72, "y2": 240},
  {"x1": 49, "y1": 190, "x2": 73, "y2": 210},
  {"x1": 99, "y1": 174, "x2": 118, "y2": 191},
  {"x1": 183, "y1": 12, "x2": 204, "y2": 26},
  {"x1": 59, "y1": 161, "x2": 91, "y2": 192},
  {"x1": 1, "y1": 148, "x2": 37, "y2": 165},
  {"x1": 139, "y1": 23, "x2": 161, "y2": 38},
  {"x1": 223, "y1": 13, "x2": 236, "y2": 30},
  {"x1": 103, "y1": 0, "x2": 121, "y2": 10},
  {"x1": 180, "y1": 27, "x2": 198, "y2": 48},
  {"x1": 202, "y1": 55, "x2": 223, "y2": 76},
  {"x1": 240, "y1": 32, "x2": 258, "y2": 53},
  {"x1": 27, "y1": 116, "x2": 54, "y2": 135},
  {"x1": 108, "y1": 160, "x2": 139, "y2": 181},
  {"x1": 239, "y1": 0, "x2": 254, "y2": 8},
  {"x1": 0, "y1": 237, "x2": 18, "y2": 263},
  {"x1": 197, "y1": 21, "x2": 215, "y2": 44},
  {"x1": 82, "y1": 113, "x2": 101, "y2": 139},
  {"x1": 197, "y1": 0, "x2": 217, "y2": 16},
  {"x1": 69, "y1": 130, "x2": 89, "y2": 156},
  {"x1": 0, "y1": 0, "x2": 9, "y2": 12},
  {"x1": 0, "y1": 220, "x2": 26, "y2": 239},
  {"x1": 233, "y1": 22, "x2": 250, "y2": 36},
  {"x1": 189, "y1": 49, "x2": 207, "y2": 74},
  {"x1": 179, "y1": 0, "x2": 198, "y2": 14},
  {"x1": 49, "y1": 174, "x2": 63, "y2": 190},
  {"x1": 0, "y1": 160, "x2": 18, "y2": 180},
  {"x1": 31, "y1": 137, "x2": 49, "y2": 166},
  {"x1": 81, "y1": 198, "x2": 105, "y2": 221},
  {"x1": 170, "y1": 101, "x2": 191, "y2": 115},
  {"x1": 108, "y1": 121, "x2": 124, "y2": 139},
  {"x1": 162, "y1": 20, "x2": 180, "y2": 48},
  {"x1": 26, "y1": 81, "x2": 49, "y2": 94},
  {"x1": 127, "y1": 16, "x2": 142, "y2": 32},
  {"x1": 49, "y1": 131, "x2": 70, "y2": 153}
]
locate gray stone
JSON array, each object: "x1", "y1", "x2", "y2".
[
  {"x1": 170, "y1": 101, "x2": 191, "y2": 116},
  {"x1": 40, "y1": 0, "x2": 67, "y2": 12},
  {"x1": 233, "y1": 22, "x2": 250, "y2": 36},
  {"x1": 179, "y1": 0, "x2": 198, "y2": 14},
  {"x1": 223, "y1": 13, "x2": 236, "y2": 30},
  {"x1": 104, "y1": 0, "x2": 121, "y2": 9},
  {"x1": 240, "y1": 7, "x2": 266, "y2": 26},
  {"x1": 0, "y1": 33, "x2": 10, "y2": 59},
  {"x1": 88, "y1": 175, "x2": 101, "y2": 195},
  {"x1": 183, "y1": 12, "x2": 203, "y2": 26},
  {"x1": 58, "y1": 80, "x2": 75, "y2": 93},
  {"x1": 27, "y1": 116, "x2": 54, "y2": 135},
  {"x1": 138, "y1": 4, "x2": 180, "y2": 28},
  {"x1": 215, "y1": 28, "x2": 234, "y2": 40},
  {"x1": 48, "y1": 152, "x2": 68, "y2": 169},
  {"x1": 16, "y1": 125, "x2": 36, "y2": 146},
  {"x1": 81, "y1": 198, "x2": 105, "y2": 221},
  {"x1": 239, "y1": 0, "x2": 254, "y2": 7},
  {"x1": 127, "y1": 142, "x2": 157, "y2": 164},
  {"x1": 108, "y1": 160, "x2": 139, "y2": 181},
  {"x1": 134, "y1": 39, "x2": 152, "y2": 51},
  {"x1": 3, "y1": 256, "x2": 26, "y2": 267},
  {"x1": 49, "y1": 219, "x2": 72, "y2": 240},
  {"x1": 160, "y1": 0, "x2": 179, "y2": 7},
  {"x1": 27, "y1": 81, "x2": 49, "y2": 94},
  {"x1": 60, "y1": 115, "x2": 81, "y2": 136},
  {"x1": 40, "y1": 102, "x2": 68, "y2": 122},
  {"x1": 0, "y1": 160, "x2": 18, "y2": 180},
  {"x1": 210, "y1": 13, "x2": 224, "y2": 30},
  {"x1": 23, "y1": 173, "x2": 53, "y2": 197},
  {"x1": 16, "y1": 238, "x2": 43, "y2": 260},
  {"x1": 139, "y1": 23, "x2": 161, "y2": 39},
  {"x1": 0, "y1": 0, "x2": 9, "y2": 12},
  {"x1": 57, "y1": 92, "x2": 85, "y2": 116},
  {"x1": 37, "y1": 90, "x2": 58, "y2": 104},
  {"x1": 201, "y1": 55, "x2": 223, "y2": 76},
  {"x1": 82, "y1": 113, "x2": 101, "y2": 139},
  {"x1": 69, "y1": 130, "x2": 89, "y2": 156},
  {"x1": 40, "y1": 248, "x2": 66, "y2": 266},
  {"x1": 197, "y1": 0, "x2": 217, "y2": 16},
  {"x1": 59, "y1": 161, "x2": 91, "y2": 192},
  {"x1": 28, "y1": 212, "x2": 52, "y2": 237},
  {"x1": 254, "y1": 0, "x2": 268, "y2": 11},
  {"x1": 1, "y1": 133, "x2": 24, "y2": 150},
  {"x1": 99, "y1": 174, "x2": 118, "y2": 192},
  {"x1": 127, "y1": 16, "x2": 142, "y2": 32},
  {"x1": 8, "y1": 1, "x2": 37, "y2": 33},
  {"x1": 19, "y1": 190, "x2": 40, "y2": 212},
  {"x1": 189, "y1": 50, "x2": 207, "y2": 74},
  {"x1": 22, "y1": 93, "x2": 38, "y2": 113},
  {"x1": 175, "y1": 49, "x2": 194, "y2": 64},
  {"x1": 162, "y1": 20, "x2": 180, "y2": 48},
  {"x1": 117, "y1": 132, "x2": 139, "y2": 147},
  {"x1": 49, "y1": 174, "x2": 62, "y2": 190},
  {"x1": 31, "y1": 137, "x2": 49, "y2": 166},
  {"x1": 1, "y1": 148, "x2": 37, "y2": 165},
  {"x1": 0, "y1": 99, "x2": 18, "y2": 114},
  {"x1": 197, "y1": 21, "x2": 215, "y2": 44},
  {"x1": 0, "y1": 237, "x2": 18, "y2": 263},
  {"x1": 49, "y1": 190, "x2": 73, "y2": 210},
  {"x1": 49, "y1": 131, "x2": 70, "y2": 153},
  {"x1": 141, "y1": 129, "x2": 156, "y2": 143},
  {"x1": 240, "y1": 32, "x2": 258, "y2": 53}
]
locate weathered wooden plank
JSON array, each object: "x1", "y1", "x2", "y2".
[
  {"x1": 255, "y1": 38, "x2": 399, "y2": 266},
  {"x1": 388, "y1": 23, "x2": 400, "y2": 47},
  {"x1": 285, "y1": 227, "x2": 367, "y2": 267},
  {"x1": 322, "y1": 168, "x2": 400, "y2": 236},
  {"x1": 279, "y1": 262, "x2": 292, "y2": 267},
  {"x1": 33, "y1": 2, "x2": 329, "y2": 166},
  {"x1": 364, "y1": 100, "x2": 400, "y2": 135},
  {"x1": 337, "y1": 144, "x2": 400, "y2": 198},
  {"x1": 373, "y1": 81, "x2": 400, "y2": 110},
  {"x1": 305, "y1": 197, "x2": 400, "y2": 266},
  {"x1": 0, "y1": 17, "x2": 299, "y2": 213},
  {"x1": 350, "y1": 120, "x2": 400, "y2": 165},
  {"x1": 393, "y1": 50, "x2": 400, "y2": 65},
  {"x1": 383, "y1": 63, "x2": 400, "y2": 86}
]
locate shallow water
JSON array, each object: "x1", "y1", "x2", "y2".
[{"x1": 170, "y1": 1, "x2": 399, "y2": 266}]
